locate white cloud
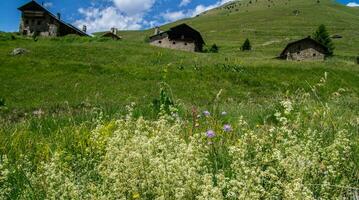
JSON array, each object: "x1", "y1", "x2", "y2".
[
  {"x1": 43, "y1": 2, "x2": 53, "y2": 8},
  {"x1": 74, "y1": 0, "x2": 235, "y2": 32},
  {"x1": 112, "y1": 0, "x2": 156, "y2": 16},
  {"x1": 161, "y1": 11, "x2": 187, "y2": 21},
  {"x1": 74, "y1": 7, "x2": 143, "y2": 33},
  {"x1": 347, "y1": 2, "x2": 359, "y2": 7},
  {"x1": 192, "y1": 0, "x2": 233, "y2": 16},
  {"x1": 74, "y1": 0, "x2": 159, "y2": 33},
  {"x1": 179, "y1": 0, "x2": 191, "y2": 7},
  {"x1": 161, "y1": 0, "x2": 234, "y2": 23}
]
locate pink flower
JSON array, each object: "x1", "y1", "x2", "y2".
[
  {"x1": 206, "y1": 130, "x2": 216, "y2": 138},
  {"x1": 223, "y1": 124, "x2": 232, "y2": 132}
]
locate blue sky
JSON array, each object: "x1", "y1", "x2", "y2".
[{"x1": 0, "y1": 0, "x2": 358, "y2": 33}]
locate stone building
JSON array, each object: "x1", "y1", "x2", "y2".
[
  {"x1": 18, "y1": 0, "x2": 89, "y2": 37},
  {"x1": 149, "y1": 24, "x2": 205, "y2": 52},
  {"x1": 279, "y1": 37, "x2": 329, "y2": 61},
  {"x1": 101, "y1": 28, "x2": 122, "y2": 40}
]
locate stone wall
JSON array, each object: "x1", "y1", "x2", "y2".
[
  {"x1": 284, "y1": 41, "x2": 325, "y2": 61},
  {"x1": 20, "y1": 12, "x2": 59, "y2": 37},
  {"x1": 150, "y1": 37, "x2": 197, "y2": 52}
]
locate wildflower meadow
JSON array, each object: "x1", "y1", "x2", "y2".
[{"x1": 0, "y1": 75, "x2": 358, "y2": 199}]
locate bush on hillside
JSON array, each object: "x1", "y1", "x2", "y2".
[
  {"x1": 152, "y1": 86, "x2": 175, "y2": 116},
  {"x1": 203, "y1": 44, "x2": 219, "y2": 53},
  {"x1": 241, "y1": 38, "x2": 252, "y2": 51},
  {"x1": 0, "y1": 33, "x2": 17, "y2": 41},
  {"x1": 209, "y1": 44, "x2": 219, "y2": 53},
  {"x1": 49, "y1": 34, "x2": 93, "y2": 43},
  {"x1": 313, "y1": 24, "x2": 334, "y2": 55},
  {"x1": 0, "y1": 98, "x2": 5, "y2": 108},
  {"x1": 144, "y1": 36, "x2": 150, "y2": 43}
]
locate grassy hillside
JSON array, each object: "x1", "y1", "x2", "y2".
[
  {"x1": 0, "y1": 0, "x2": 359, "y2": 198},
  {"x1": 0, "y1": 0, "x2": 358, "y2": 129},
  {"x1": 123, "y1": 0, "x2": 359, "y2": 56},
  {"x1": 0, "y1": 0, "x2": 357, "y2": 125}
]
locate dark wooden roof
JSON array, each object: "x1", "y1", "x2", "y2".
[
  {"x1": 18, "y1": 0, "x2": 90, "y2": 36},
  {"x1": 101, "y1": 32, "x2": 122, "y2": 40},
  {"x1": 280, "y1": 37, "x2": 329, "y2": 58},
  {"x1": 150, "y1": 23, "x2": 205, "y2": 45}
]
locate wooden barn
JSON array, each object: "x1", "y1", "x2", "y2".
[
  {"x1": 279, "y1": 37, "x2": 329, "y2": 61},
  {"x1": 101, "y1": 28, "x2": 122, "y2": 40},
  {"x1": 149, "y1": 24, "x2": 205, "y2": 52},
  {"x1": 18, "y1": 0, "x2": 89, "y2": 37}
]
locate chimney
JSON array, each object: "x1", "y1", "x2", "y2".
[
  {"x1": 111, "y1": 27, "x2": 117, "y2": 35},
  {"x1": 57, "y1": 13, "x2": 61, "y2": 20},
  {"x1": 82, "y1": 25, "x2": 87, "y2": 33},
  {"x1": 154, "y1": 26, "x2": 160, "y2": 35}
]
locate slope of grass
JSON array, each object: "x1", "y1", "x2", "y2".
[{"x1": 0, "y1": 0, "x2": 358, "y2": 198}]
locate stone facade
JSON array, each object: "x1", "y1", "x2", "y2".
[
  {"x1": 280, "y1": 37, "x2": 328, "y2": 61},
  {"x1": 284, "y1": 44, "x2": 325, "y2": 61},
  {"x1": 150, "y1": 36, "x2": 197, "y2": 52},
  {"x1": 149, "y1": 24, "x2": 205, "y2": 52},
  {"x1": 19, "y1": 11, "x2": 60, "y2": 37},
  {"x1": 18, "y1": 1, "x2": 89, "y2": 37}
]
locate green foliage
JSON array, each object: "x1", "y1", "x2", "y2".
[
  {"x1": 0, "y1": 98, "x2": 5, "y2": 108},
  {"x1": 0, "y1": 33, "x2": 18, "y2": 41},
  {"x1": 32, "y1": 32, "x2": 39, "y2": 42},
  {"x1": 203, "y1": 44, "x2": 219, "y2": 53},
  {"x1": 209, "y1": 44, "x2": 219, "y2": 53},
  {"x1": 0, "y1": 0, "x2": 359, "y2": 197},
  {"x1": 0, "y1": 88, "x2": 358, "y2": 199},
  {"x1": 152, "y1": 85, "x2": 175, "y2": 115},
  {"x1": 143, "y1": 36, "x2": 150, "y2": 43},
  {"x1": 313, "y1": 24, "x2": 335, "y2": 55},
  {"x1": 241, "y1": 38, "x2": 252, "y2": 51}
]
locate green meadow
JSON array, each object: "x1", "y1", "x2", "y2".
[{"x1": 0, "y1": 0, "x2": 358, "y2": 198}]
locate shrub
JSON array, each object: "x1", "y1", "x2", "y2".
[
  {"x1": 0, "y1": 33, "x2": 17, "y2": 41},
  {"x1": 152, "y1": 86, "x2": 175, "y2": 116},
  {"x1": 0, "y1": 98, "x2": 5, "y2": 108},
  {"x1": 313, "y1": 24, "x2": 334, "y2": 55},
  {"x1": 144, "y1": 36, "x2": 150, "y2": 43},
  {"x1": 209, "y1": 44, "x2": 219, "y2": 53},
  {"x1": 241, "y1": 38, "x2": 252, "y2": 51}
]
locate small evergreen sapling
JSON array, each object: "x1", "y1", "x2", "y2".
[
  {"x1": 0, "y1": 97, "x2": 6, "y2": 111},
  {"x1": 313, "y1": 24, "x2": 334, "y2": 55},
  {"x1": 152, "y1": 86, "x2": 175, "y2": 115},
  {"x1": 209, "y1": 44, "x2": 219, "y2": 53},
  {"x1": 241, "y1": 38, "x2": 252, "y2": 51}
]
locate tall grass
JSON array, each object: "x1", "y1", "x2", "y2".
[{"x1": 0, "y1": 77, "x2": 358, "y2": 199}]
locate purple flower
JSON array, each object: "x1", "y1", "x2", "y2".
[
  {"x1": 203, "y1": 110, "x2": 210, "y2": 116},
  {"x1": 221, "y1": 111, "x2": 227, "y2": 116},
  {"x1": 206, "y1": 130, "x2": 216, "y2": 138},
  {"x1": 223, "y1": 124, "x2": 232, "y2": 132}
]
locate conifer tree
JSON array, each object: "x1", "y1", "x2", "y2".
[
  {"x1": 313, "y1": 24, "x2": 334, "y2": 55},
  {"x1": 241, "y1": 38, "x2": 252, "y2": 51},
  {"x1": 209, "y1": 44, "x2": 219, "y2": 53}
]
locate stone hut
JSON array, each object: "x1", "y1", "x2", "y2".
[
  {"x1": 101, "y1": 28, "x2": 122, "y2": 40},
  {"x1": 279, "y1": 37, "x2": 329, "y2": 61},
  {"x1": 149, "y1": 24, "x2": 205, "y2": 52},
  {"x1": 18, "y1": 0, "x2": 89, "y2": 37}
]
